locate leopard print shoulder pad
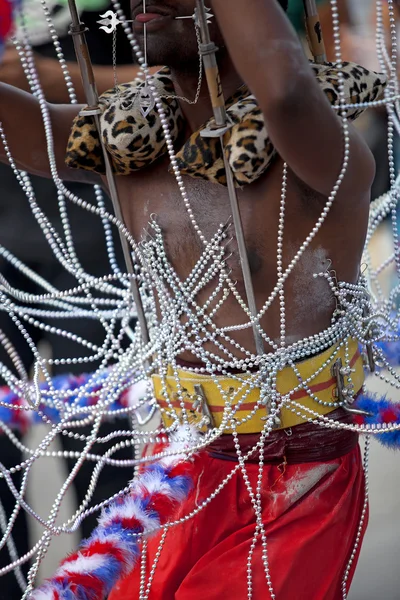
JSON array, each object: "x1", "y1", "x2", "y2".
[
  {"x1": 65, "y1": 67, "x2": 185, "y2": 175},
  {"x1": 65, "y1": 61, "x2": 386, "y2": 187}
]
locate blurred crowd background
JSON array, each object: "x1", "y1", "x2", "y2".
[{"x1": 0, "y1": 0, "x2": 399, "y2": 598}]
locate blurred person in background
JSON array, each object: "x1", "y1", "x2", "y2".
[
  {"x1": 287, "y1": 0, "x2": 350, "y2": 60},
  {"x1": 0, "y1": 1, "x2": 143, "y2": 596}
]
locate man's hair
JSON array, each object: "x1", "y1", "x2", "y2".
[{"x1": 279, "y1": 0, "x2": 289, "y2": 11}]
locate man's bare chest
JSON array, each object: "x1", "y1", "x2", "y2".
[
  {"x1": 111, "y1": 160, "x2": 287, "y2": 281},
  {"x1": 114, "y1": 158, "x2": 287, "y2": 238}
]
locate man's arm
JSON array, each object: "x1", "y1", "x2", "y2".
[
  {"x1": 0, "y1": 82, "x2": 97, "y2": 183},
  {"x1": 0, "y1": 48, "x2": 140, "y2": 103},
  {"x1": 212, "y1": 0, "x2": 375, "y2": 199},
  {"x1": 41, "y1": 59, "x2": 138, "y2": 103}
]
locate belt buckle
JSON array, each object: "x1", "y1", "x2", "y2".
[
  {"x1": 192, "y1": 384, "x2": 215, "y2": 432},
  {"x1": 260, "y1": 389, "x2": 281, "y2": 429},
  {"x1": 332, "y1": 358, "x2": 354, "y2": 403},
  {"x1": 332, "y1": 358, "x2": 346, "y2": 403},
  {"x1": 332, "y1": 358, "x2": 373, "y2": 416}
]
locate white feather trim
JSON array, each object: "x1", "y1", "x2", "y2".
[
  {"x1": 29, "y1": 587, "x2": 56, "y2": 600},
  {"x1": 130, "y1": 469, "x2": 175, "y2": 498},
  {"x1": 83, "y1": 532, "x2": 133, "y2": 560},
  {"x1": 159, "y1": 425, "x2": 202, "y2": 467},
  {"x1": 99, "y1": 497, "x2": 160, "y2": 533},
  {"x1": 56, "y1": 553, "x2": 107, "y2": 577},
  {"x1": 126, "y1": 380, "x2": 148, "y2": 407}
]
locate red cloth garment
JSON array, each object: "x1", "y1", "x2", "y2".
[{"x1": 109, "y1": 445, "x2": 366, "y2": 600}]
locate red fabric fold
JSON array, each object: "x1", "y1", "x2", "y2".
[{"x1": 110, "y1": 445, "x2": 366, "y2": 600}]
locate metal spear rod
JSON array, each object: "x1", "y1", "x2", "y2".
[
  {"x1": 195, "y1": 0, "x2": 264, "y2": 357},
  {"x1": 302, "y1": 0, "x2": 327, "y2": 63},
  {"x1": 67, "y1": 0, "x2": 150, "y2": 348}
]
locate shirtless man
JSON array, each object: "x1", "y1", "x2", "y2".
[{"x1": 0, "y1": 0, "x2": 376, "y2": 597}]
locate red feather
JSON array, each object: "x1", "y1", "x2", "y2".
[
  {"x1": 354, "y1": 415, "x2": 364, "y2": 426},
  {"x1": 60, "y1": 573, "x2": 104, "y2": 596},
  {"x1": 0, "y1": 0, "x2": 13, "y2": 38},
  {"x1": 168, "y1": 462, "x2": 193, "y2": 479},
  {"x1": 82, "y1": 539, "x2": 127, "y2": 563},
  {"x1": 380, "y1": 407, "x2": 400, "y2": 423},
  {"x1": 147, "y1": 492, "x2": 175, "y2": 519},
  {"x1": 117, "y1": 516, "x2": 144, "y2": 532}
]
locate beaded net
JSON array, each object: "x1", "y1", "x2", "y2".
[{"x1": 0, "y1": 0, "x2": 399, "y2": 598}]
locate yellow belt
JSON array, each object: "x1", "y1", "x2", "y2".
[{"x1": 152, "y1": 339, "x2": 365, "y2": 434}]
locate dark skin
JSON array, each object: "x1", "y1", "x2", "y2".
[{"x1": 0, "y1": 0, "x2": 375, "y2": 359}]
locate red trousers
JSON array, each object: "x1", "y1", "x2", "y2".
[{"x1": 109, "y1": 446, "x2": 366, "y2": 600}]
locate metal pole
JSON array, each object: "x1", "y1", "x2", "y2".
[
  {"x1": 195, "y1": 0, "x2": 264, "y2": 357},
  {"x1": 302, "y1": 0, "x2": 327, "y2": 63},
  {"x1": 67, "y1": 0, "x2": 150, "y2": 347}
]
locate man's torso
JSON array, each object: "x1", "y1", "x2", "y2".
[{"x1": 112, "y1": 153, "x2": 370, "y2": 359}]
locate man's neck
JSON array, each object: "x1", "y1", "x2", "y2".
[{"x1": 170, "y1": 57, "x2": 243, "y2": 132}]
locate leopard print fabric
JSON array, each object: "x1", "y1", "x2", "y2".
[
  {"x1": 66, "y1": 68, "x2": 184, "y2": 175},
  {"x1": 66, "y1": 61, "x2": 386, "y2": 186},
  {"x1": 176, "y1": 61, "x2": 387, "y2": 186}
]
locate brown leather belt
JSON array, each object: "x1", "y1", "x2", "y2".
[{"x1": 207, "y1": 408, "x2": 358, "y2": 464}]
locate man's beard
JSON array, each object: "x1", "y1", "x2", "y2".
[{"x1": 139, "y1": 32, "x2": 200, "y2": 70}]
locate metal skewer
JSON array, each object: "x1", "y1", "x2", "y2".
[
  {"x1": 67, "y1": 0, "x2": 150, "y2": 348},
  {"x1": 195, "y1": 0, "x2": 264, "y2": 357},
  {"x1": 176, "y1": 8, "x2": 213, "y2": 21},
  {"x1": 96, "y1": 11, "x2": 212, "y2": 35}
]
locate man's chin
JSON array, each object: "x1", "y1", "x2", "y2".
[{"x1": 132, "y1": 36, "x2": 200, "y2": 71}]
